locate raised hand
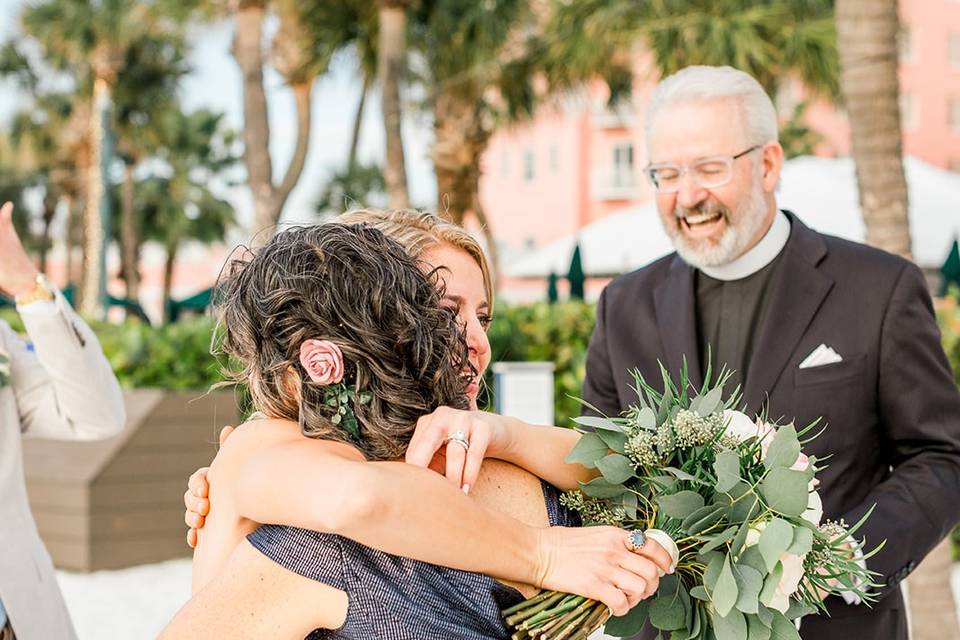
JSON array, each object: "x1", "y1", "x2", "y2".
[{"x1": 0, "y1": 202, "x2": 40, "y2": 298}]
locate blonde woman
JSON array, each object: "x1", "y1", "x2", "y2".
[{"x1": 175, "y1": 212, "x2": 671, "y2": 638}]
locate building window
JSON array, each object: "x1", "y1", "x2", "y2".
[
  {"x1": 900, "y1": 93, "x2": 917, "y2": 130},
  {"x1": 549, "y1": 145, "x2": 559, "y2": 172},
  {"x1": 612, "y1": 142, "x2": 634, "y2": 187},
  {"x1": 523, "y1": 148, "x2": 535, "y2": 182},
  {"x1": 950, "y1": 97, "x2": 960, "y2": 132},
  {"x1": 899, "y1": 25, "x2": 913, "y2": 62},
  {"x1": 950, "y1": 32, "x2": 960, "y2": 68}
]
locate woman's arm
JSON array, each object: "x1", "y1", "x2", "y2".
[
  {"x1": 223, "y1": 435, "x2": 670, "y2": 614},
  {"x1": 405, "y1": 407, "x2": 599, "y2": 491}
]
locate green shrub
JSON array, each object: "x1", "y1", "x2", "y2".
[
  {"x1": 481, "y1": 301, "x2": 597, "y2": 428},
  {"x1": 0, "y1": 309, "x2": 228, "y2": 391}
]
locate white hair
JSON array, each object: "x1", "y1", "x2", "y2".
[{"x1": 644, "y1": 66, "x2": 778, "y2": 153}]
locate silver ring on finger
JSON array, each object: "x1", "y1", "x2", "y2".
[
  {"x1": 443, "y1": 429, "x2": 470, "y2": 452},
  {"x1": 625, "y1": 530, "x2": 647, "y2": 553}
]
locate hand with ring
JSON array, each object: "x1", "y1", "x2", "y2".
[{"x1": 406, "y1": 407, "x2": 514, "y2": 493}]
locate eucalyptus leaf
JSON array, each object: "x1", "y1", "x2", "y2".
[
  {"x1": 699, "y1": 526, "x2": 738, "y2": 556},
  {"x1": 756, "y1": 604, "x2": 774, "y2": 627},
  {"x1": 703, "y1": 553, "x2": 725, "y2": 593},
  {"x1": 713, "y1": 555, "x2": 739, "y2": 617},
  {"x1": 597, "y1": 453, "x2": 636, "y2": 484},
  {"x1": 564, "y1": 432, "x2": 609, "y2": 469},
  {"x1": 571, "y1": 415, "x2": 625, "y2": 432},
  {"x1": 579, "y1": 476, "x2": 627, "y2": 499},
  {"x1": 759, "y1": 564, "x2": 784, "y2": 609},
  {"x1": 637, "y1": 406, "x2": 657, "y2": 430},
  {"x1": 769, "y1": 612, "x2": 802, "y2": 640},
  {"x1": 764, "y1": 423, "x2": 800, "y2": 470},
  {"x1": 649, "y1": 593, "x2": 685, "y2": 631},
  {"x1": 760, "y1": 468, "x2": 810, "y2": 516},
  {"x1": 739, "y1": 546, "x2": 768, "y2": 577},
  {"x1": 714, "y1": 450, "x2": 741, "y2": 493},
  {"x1": 747, "y1": 615, "x2": 773, "y2": 640},
  {"x1": 596, "y1": 428, "x2": 628, "y2": 454},
  {"x1": 604, "y1": 600, "x2": 649, "y2": 637},
  {"x1": 696, "y1": 386, "x2": 723, "y2": 417},
  {"x1": 664, "y1": 467, "x2": 700, "y2": 482},
  {"x1": 690, "y1": 586, "x2": 710, "y2": 601},
  {"x1": 758, "y1": 519, "x2": 794, "y2": 572},
  {"x1": 732, "y1": 564, "x2": 764, "y2": 614},
  {"x1": 784, "y1": 599, "x2": 816, "y2": 620},
  {"x1": 787, "y1": 526, "x2": 814, "y2": 557},
  {"x1": 730, "y1": 518, "x2": 753, "y2": 557},
  {"x1": 682, "y1": 504, "x2": 725, "y2": 535},
  {"x1": 712, "y1": 608, "x2": 747, "y2": 640},
  {"x1": 621, "y1": 491, "x2": 639, "y2": 520},
  {"x1": 658, "y1": 491, "x2": 705, "y2": 519}
]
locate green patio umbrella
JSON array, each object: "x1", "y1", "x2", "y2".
[
  {"x1": 547, "y1": 272, "x2": 559, "y2": 303},
  {"x1": 941, "y1": 239, "x2": 960, "y2": 296},
  {"x1": 567, "y1": 243, "x2": 585, "y2": 301}
]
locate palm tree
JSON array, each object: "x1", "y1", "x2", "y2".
[
  {"x1": 836, "y1": 0, "x2": 912, "y2": 260},
  {"x1": 411, "y1": 0, "x2": 540, "y2": 279},
  {"x1": 142, "y1": 109, "x2": 239, "y2": 320},
  {"x1": 378, "y1": 0, "x2": 411, "y2": 208},
  {"x1": 112, "y1": 33, "x2": 190, "y2": 301},
  {"x1": 541, "y1": 0, "x2": 838, "y2": 98},
  {"x1": 20, "y1": 0, "x2": 185, "y2": 315}
]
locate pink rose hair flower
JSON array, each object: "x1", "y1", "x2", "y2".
[{"x1": 299, "y1": 339, "x2": 345, "y2": 385}]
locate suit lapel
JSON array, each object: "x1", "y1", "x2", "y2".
[
  {"x1": 654, "y1": 256, "x2": 703, "y2": 391},
  {"x1": 742, "y1": 215, "x2": 833, "y2": 412}
]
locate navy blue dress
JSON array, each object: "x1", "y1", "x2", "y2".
[{"x1": 247, "y1": 481, "x2": 580, "y2": 640}]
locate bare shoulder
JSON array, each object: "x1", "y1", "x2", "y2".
[
  {"x1": 165, "y1": 540, "x2": 348, "y2": 638},
  {"x1": 208, "y1": 419, "x2": 303, "y2": 480},
  {"x1": 471, "y1": 460, "x2": 549, "y2": 528}
]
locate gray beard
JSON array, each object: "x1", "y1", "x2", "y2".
[{"x1": 668, "y1": 184, "x2": 769, "y2": 269}]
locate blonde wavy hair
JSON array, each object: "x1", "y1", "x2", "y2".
[{"x1": 337, "y1": 209, "x2": 495, "y2": 313}]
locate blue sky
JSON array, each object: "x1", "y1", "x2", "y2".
[{"x1": 0, "y1": 1, "x2": 436, "y2": 228}]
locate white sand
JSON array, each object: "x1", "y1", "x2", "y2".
[{"x1": 55, "y1": 560, "x2": 960, "y2": 640}]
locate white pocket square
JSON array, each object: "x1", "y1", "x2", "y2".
[{"x1": 799, "y1": 344, "x2": 843, "y2": 369}]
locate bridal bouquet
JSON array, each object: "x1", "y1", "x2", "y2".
[{"x1": 503, "y1": 364, "x2": 878, "y2": 640}]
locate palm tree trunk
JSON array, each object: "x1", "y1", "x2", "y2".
[
  {"x1": 79, "y1": 78, "x2": 110, "y2": 317},
  {"x1": 39, "y1": 189, "x2": 57, "y2": 274},
  {"x1": 162, "y1": 241, "x2": 178, "y2": 324},
  {"x1": 432, "y1": 91, "x2": 499, "y2": 282},
  {"x1": 348, "y1": 74, "x2": 371, "y2": 171},
  {"x1": 907, "y1": 538, "x2": 960, "y2": 640},
  {"x1": 271, "y1": 80, "x2": 313, "y2": 225},
  {"x1": 378, "y1": 0, "x2": 410, "y2": 208},
  {"x1": 120, "y1": 161, "x2": 139, "y2": 300},
  {"x1": 232, "y1": 2, "x2": 275, "y2": 242},
  {"x1": 63, "y1": 194, "x2": 75, "y2": 285},
  {"x1": 836, "y1": 0, "x2": 912, "y2": 260}
]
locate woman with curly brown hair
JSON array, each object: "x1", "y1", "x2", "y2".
[{"x1": 170, "y1": 214, "x2": 672, "y2": 639}]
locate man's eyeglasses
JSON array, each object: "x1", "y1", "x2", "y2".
[{"x1": 643, "y1": 145, "x2": 761, "y2": 193}]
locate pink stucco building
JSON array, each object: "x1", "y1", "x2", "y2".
[{"x1": 480, "y1": 0, "x2": 960, "y2": 259}]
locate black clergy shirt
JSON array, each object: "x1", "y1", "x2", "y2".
[{"x1": 695, "y1": 251, "x2": 786, "y2": 395}]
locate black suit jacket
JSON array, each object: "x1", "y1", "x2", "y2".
[{"x1": 582, "y1": 213, "x2": 960, "y2": 639}]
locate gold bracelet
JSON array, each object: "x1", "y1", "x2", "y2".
[{"x1": 15, "y1": 273, "x2": 55, "y2": 306}]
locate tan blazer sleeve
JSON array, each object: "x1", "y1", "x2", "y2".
[{"x1": 3, "y1": 290, "x2": 126, "y2": 440}]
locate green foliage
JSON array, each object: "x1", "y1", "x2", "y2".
[
  {"x1": 0, "y1": 309, "x2": 228, "y2": 392},
  {"x1": 482, "y1": 301, "x2": 597, "y2": 428},
  {"x1": 507, "y1": 363, "x2": 877, "y2": 639}
]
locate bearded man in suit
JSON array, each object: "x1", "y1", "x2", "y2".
[
  {"x1": 0, "y1": 201, "x2": 125, "y2": 639},
  {"x1": 582, "y1": 65, "x2": 960, "y2": 639}
]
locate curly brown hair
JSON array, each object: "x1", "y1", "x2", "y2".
[{"x1": 216, "y1": 223, "x2": 470, "y2": 460}]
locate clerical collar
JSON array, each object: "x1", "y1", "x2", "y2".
[{"x1": 699, "y1": 211, "x2": 791, "y2": 281}]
